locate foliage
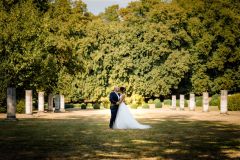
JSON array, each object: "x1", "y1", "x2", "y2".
[
  {"x1": 16, "y1": 99, "x2": 25, "y2": 113},
  {"x1": 93, "y1": 103, "x2": 100, "y2": 109},
  {"x1": 80, "y1": 103, "x2": 87, "y2": 109},
  {"x1": 65, "y1": 104, "x2": 74, "y2": 108},
  {"x1": 148, "y1": 99, "x2": 154, "y2": 104},
  {"x1": 176, "y1": 99, "x2": 188, "y2": 107},
  {"x1": 125, "y1": 96, "x2": 132, "y2": 105},
  {"x1": 130, "y1": 103, "x2": 138, "y2": 109},
  {"x1": 65, "y1": 103, "x2": 82, "y2": 108},
  {"x1": 100, "y1": 97, "x2": 110, "y2": 109},
  {"x1": 163, "y1": 99, "x2": 171, "y2": 106},
  {"x1": 155, "y1": 101, "x2": 162, "y2": 108},
  {"x1": 196, "y1": 96, "x2": 203, "y2": 107},
  {"x1": 87, "y1": 103, "x2": 93, "y2": 109},
  {"x1": 142, "y1": 103, "x2": 149, "y2": 109},
  {"x1": 101, "y1": 5, "x2": 120, "y2": 22},
  {"x1": 0, "y1": 0, "x2": 239, "y2": 103},
  {"x1": 209, "y1": 94, "x2": 220, "y2": 106},
  {"x1": 153, "y1": 99, "x2": 162, "y2": 108},
  {"x1": 73, "y1": 104, "x2": 81, "y2": 108},
  {"x1": 154, "y1": 99, "x2": 161, "y2": 104},
  {"x1": 81, "y1": 103, "x2": 87, "y2": 109},
  {"x1": 131, "y1": 94, "x2": 144, "y2": 106},
  {"x1": 228, "y1": 93, "x2": 240, "y2": 111},
  {"x1": 0, "y1": 106, "x2": 7, "y2": 113}
]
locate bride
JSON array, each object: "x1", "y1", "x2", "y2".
[{"x1": 113, "y1": 87, "x2": 151, "y2": 129}]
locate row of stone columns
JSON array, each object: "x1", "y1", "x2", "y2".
[
  {"x1": 5, "y1": 88, "x2": 228, "y2": 120},
  {"x1": 25, "y1": 90, "x2": 65, "y2": 114},
  {"x1": 171, "y1": 90, "x2": 228, "y2": 113},
  {"x1": 6, "y1": 88, "x2": 65, "y2": 120}
]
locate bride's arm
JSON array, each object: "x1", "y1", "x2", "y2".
[{"x1": 119, "y1": 94, "x2": 125, "y2": 104}]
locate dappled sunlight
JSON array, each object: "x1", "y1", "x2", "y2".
[
  {"x1": 171, "y1": 141, "x2": 181, "y2": 144},
  {"x1": 102, "y1": 142, "x2": 123, "y2": 147},
  {"x1": 164, "y1": 149, "x2": 180, "y2": 153},
  {"x1": 95, "y1": 151, "x2": 133, "y2": 159},
  {"x1": 0, "y1": 110, "x2": 240, "y2": 159},
  {"x1": 132, "y1": 139, "x2": 158, "y2": 144},
  {"x1": 222, "y1": 149, "x2": 240, "y2": 158}
]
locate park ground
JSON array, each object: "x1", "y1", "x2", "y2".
[{"x1": 0, "y1": 106, "x2": 240, "y2": 160}]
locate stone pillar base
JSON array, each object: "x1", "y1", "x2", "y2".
[
  {"x1": 37, "y1": 111, "x2": 45, "y2": 114},
  {"x1": 54, "y1": 109, "x2": 60, "y2": 113},
  {"x1": 5, "y1": 117, "x2": 18, "y2": 121},
  {"x1": 60, "y1": 109, "x2": 65, "y2": 112}
]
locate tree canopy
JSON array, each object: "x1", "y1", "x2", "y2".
[{"x1": 0, "y1": 0, "x2": 239, "y2": 105}]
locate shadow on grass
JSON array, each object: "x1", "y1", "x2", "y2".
[{"x1": 0, "y1": 116, "x2": 239, "y2": 160}]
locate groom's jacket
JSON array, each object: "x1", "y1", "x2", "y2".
[{"x1": 109, "y1": 92, "x2": 119, "y2": 105}]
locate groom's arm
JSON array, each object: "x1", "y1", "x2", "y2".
[{"x1": 109, "y1": 92, "x2": 117, "y2": 104}]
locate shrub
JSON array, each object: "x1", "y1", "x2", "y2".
[
  {"x1": 154, "y1": 99, "x2": 161, "y2": 103},
  {"x1": 100, "y1": 97, "x2": 110, "y2": 109},
  {"x1": 93, "y1": 103, "x2": 100, "y2": 109},
  {"x1": 81, "y1": 103, "x2": 87, "y2": 109},
  {"x1": 142, "y1": 103, "x2": 149, "y2": 109},
  {"x1": 131, "y1": 94, "x2": 144, "y2": 106},
  {"x1": 16, "y1": 99, "x2": 25, "y2": 113},
  {"x1": 176, "y1": 99, "x2": 188, "y2": 107},
  {"x1": 148, "y1": 99, "x2": 154, "y2": 104},
  {"x1": 130, "y1": 103, "x2": 138, "y2": 109},
  {"x1": 210, "y1": 94, "x2": 220, "y2": 106},
  {"x1": 228, "y1": 93, "x2": 240, "y2": 111},
  {"x1": 153, "y1": 99, "x2": 162, "y2": 108},
  {"x1": 163, "y1": 99, "x2": 171, "y2": 106},
  {"x1": 65, "y1": 104, "x2": 74, "y2": 108},
  {"x1": 73, "y1": 104, "x2": 81, "y2": 108},
  {"x1": 87, "y1": 103, "x2": 94, "y2": 109},
  {"x1": 44, "y1": 103, "x2": 48, "y2": 109},
  {"x1": 155, "y1": 101, "x2": 162, "y2": 108},
  {"x1": 196, "y1": 96, "x2": 203, "y2": 107},
  {"x1": 0, "y1": 106, "x2": 7, "y2": 113},
  {"x1": 125, "y1": 96, "x2": 132, "y2": 105}
]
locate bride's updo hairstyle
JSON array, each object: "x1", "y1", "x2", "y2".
[{"x1": 120, "y1": 87, "x2": 126, "y2": 93}]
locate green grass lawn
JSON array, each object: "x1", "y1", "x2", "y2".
[{"x1": 0, "y1": 115, "x2": 239, "y2": 160}]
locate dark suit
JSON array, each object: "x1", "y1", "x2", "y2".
[{"x1": 109, "y1": 91, "x2": 120, "y2": 128}]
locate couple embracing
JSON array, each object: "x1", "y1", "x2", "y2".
[{"x1": 109, "y1": 86, "x2": 151, "y2": 129}]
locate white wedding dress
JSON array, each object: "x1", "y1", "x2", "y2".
[{"x1": 113, "y1": 97, "x2": 151, "y2": 129}]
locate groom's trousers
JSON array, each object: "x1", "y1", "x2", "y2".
[{"x1": 109, "y1": 104, "x2": 119, "y2": 128}]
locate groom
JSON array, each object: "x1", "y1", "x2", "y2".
[{"x1": 109, "y1": 86, "x2": 120, "y2": 129}]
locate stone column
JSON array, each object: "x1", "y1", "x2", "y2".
[
  {"x1": 25, "y1": 90, "x2": 33, "y2": 115},
  {"x1": 6, "y1": 87, "x2": 17, "y2": 120},
  {"x1": 189, "y1": 93, "x2": 196, "y2": 111},
  {"x1": 171, "y1": 95, "x2": 176, "y2": 110},
  {"x1": 54, "y1": 95, "x2": 60, "y2": 112},
  {"x1": 48, "y1": 94, "x2": 54, "y2": 111},
  {"x1": 180, "y1": 95, "x2": 184, "y2": 110},
  {"x1": 38, "y1": 92, "x2": 44, "y2": 112},
  {"x1": 60, "y1": 95, "x2": 65, "y2": 112},
  {"x1": 203, "y1": 92, "x2": 209, "y2": 112},
  {"x1": 220, "y1": 90, "x2": 228, "y2": 114}
]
